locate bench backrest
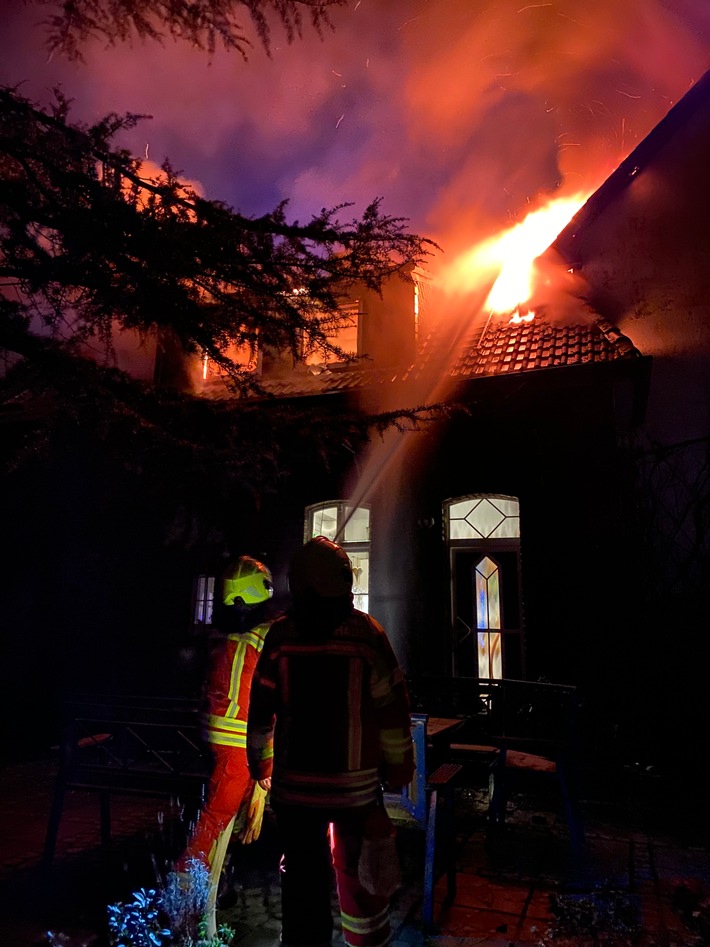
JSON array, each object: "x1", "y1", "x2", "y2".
[
  {"x1": 56, "y1": 693, "x2": 211, "y2": 796},
  {"x1": 407, "y1": 676, "x2": 580, "y2": 758}
]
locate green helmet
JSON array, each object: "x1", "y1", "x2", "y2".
[
  {"x1": 221, "y1": 556, "x2": 273, "y2": 607},
  {"x1": 288, "y1": 536, "x2": 353, "y2": 599}
]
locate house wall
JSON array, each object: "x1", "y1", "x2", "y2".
[
  {"x1": 358, "y1": 366, "x2": 645, "y2": 708},
  {"x1": 564, "y1": 100, "x2": 710, "y2": 445},
  {"x1": 552, "y1": 84, "x2": 710, "y2": 766}
]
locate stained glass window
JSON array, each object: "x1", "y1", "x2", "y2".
[
  {"x1": 448, "y1": 496, "x2": 520, "y2": 540},
  {"x1": 476, "y1": 556, "x2": 502, "y2": 679},
  {"x1": 445, "y1": 494, "x2": 523, "y2": 680}
]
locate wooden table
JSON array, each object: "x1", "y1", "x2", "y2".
[{"x1": 426, "y1": 716, "x2": 465, "y2": 741}]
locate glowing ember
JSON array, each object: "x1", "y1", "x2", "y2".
[{"x1": 442, "y1": 192, "x2": 592, "y2": 317}]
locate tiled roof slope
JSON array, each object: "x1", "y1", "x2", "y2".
[
  {"x1": 256, "y1": 316, "x2": 641, "y2": 398},
  {"x1": 452, "y1": 317, "x2": 640, "y2": 378}
]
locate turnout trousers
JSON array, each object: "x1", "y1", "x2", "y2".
[
  {"x1": 178, "y1": 744, "x2": 252, "y2": 934},
  {"x1": 273, "y1": 802, "x2": 394, "y2": 947}
]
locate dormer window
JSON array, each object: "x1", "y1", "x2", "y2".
[
  {"x1": 201, "y1": 337, "x2": 261, "y2": 381},
  {"x1": 303, "y1": 300, "x2": 361, "y2": 369}
]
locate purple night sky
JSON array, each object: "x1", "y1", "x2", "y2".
[{"x1": 3, "y1": 0, "x2": 710, "y2": 262}]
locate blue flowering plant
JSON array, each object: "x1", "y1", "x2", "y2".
[
  {"x1": 107, "y1": 886, "x2": 171, "y2": 947},
  {"x1": 47, "y1": 859, "x2": 235, "y2": 947}
]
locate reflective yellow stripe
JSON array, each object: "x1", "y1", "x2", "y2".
[
  {"x1": 380, "y1": 728, "x2": 411, "y2": 762},
  {"x1": 243, "y1": 625, "x2": 269, "y2": 650},
  {"x1": 343, "y1": 930, "x2": 392, "y2": 947},
  {"x1": 225, "y1": 636, "x2": 248, "y2": 719},
  {"x1": 206, "y1": 715, "x2": 247, "y2": 735},
  {"x1": 341, "y1": 904, "x2": 389, "y2": 933},
  {"x1": 247, "y1": 725, "x2": 274, "y2": 761},
  {"x1": 209, "y1": 731, "x2": 247, "y2": 748}
]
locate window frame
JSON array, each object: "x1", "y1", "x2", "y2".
[
  {"x1": 192, "y1": 573, "x2": 216, "y2": 629},
  {"x1": 304, "y1": 500, "x2": 371, "y2": 612},
  {"x1": 302, "y1": 300, "x2": 362, "y2": 369}
]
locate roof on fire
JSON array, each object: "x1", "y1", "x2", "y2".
[{"x1": 253, "y1": 314, "x2": 642, "y2": 399}]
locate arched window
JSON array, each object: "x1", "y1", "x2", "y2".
[
  {"x1": 445, "y1": 495, "x2": 524, "y2": 680},
  {"x1": 304, "y1": 501, "x2": 371, "y2": 612}
]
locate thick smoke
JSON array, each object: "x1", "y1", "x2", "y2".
[
  {"x1": 2, "y1": 0, "x2": 709, "y2": 259},
  {"x1": 3, "y1": 0, "x2": 709, "y2": 526}
]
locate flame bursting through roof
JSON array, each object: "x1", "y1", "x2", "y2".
[
  {"x1": 338, "y1": 191, "x2": 596, "y2": 539},
  {"x1": 440, "y1": 192, "x2": 592, "y2": 319}
]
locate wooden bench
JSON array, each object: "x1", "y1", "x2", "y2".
[
  {"x1": 43, "y1": 693, "x2": 211, "y2": 868},
  {"x1": 406, "y1": 676, "x2": 585, "y2": 854}
]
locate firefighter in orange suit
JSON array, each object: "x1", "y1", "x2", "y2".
[
  {"x1": 247, "y1": 536, "x2": 414, "y2": 947},
  {"x1": 178, "y1": 555, "x2": 275, "y2": 935}
]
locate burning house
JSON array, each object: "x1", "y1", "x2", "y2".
[
  {"x1": 2, "y1": 59, "x2": 710, "y2": 777},
  {"x1": 179, "y1": 63, "x2": 708, "y2": 768}
]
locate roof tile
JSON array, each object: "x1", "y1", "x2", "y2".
[{"x1": 255, "y1": 316, "x2": 641, "y2": 398}]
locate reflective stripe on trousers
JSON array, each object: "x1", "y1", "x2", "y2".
[{"x1": 273, "y1": 803, "x2": 393, "y2": 947}]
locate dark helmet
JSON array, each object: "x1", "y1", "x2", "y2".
[
  {"x1": 288, "y1": 536, "x2": 353, "y2": 599},
  {"x1": 221, "y1": 556, "x2": 273, "y2": 607}
]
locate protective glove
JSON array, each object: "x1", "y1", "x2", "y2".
[{"x1": 234, "y1": 779, "x2": 268, "y2": 844}]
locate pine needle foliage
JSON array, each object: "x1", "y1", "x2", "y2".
[
  {"x1": 0, "y1": 85, "x2": 444, "y2": 511},
  {"x1": 34, "y1": 0, "x2": 346, "y2": 62}
]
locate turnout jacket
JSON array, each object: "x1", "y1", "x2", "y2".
[
  {"x1": 247, "y1": 609, "x2": 414, "y2": 808},
  {"x1": 203, "y1": 623, "x2": 271, "y2": 749}
]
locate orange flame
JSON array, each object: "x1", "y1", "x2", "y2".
[{"x1": 442, "y1": 192, "x2": 591, "y2": 317}]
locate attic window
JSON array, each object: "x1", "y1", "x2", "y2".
[
  {"x1": 201, "y1": 337, "x2": 261, "y2": 380},
  {"x1": 303, "y1": 301, "x2": 361, "y2": 368}
]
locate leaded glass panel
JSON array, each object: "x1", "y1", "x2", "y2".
[
  {"x1": 447, "y1": 495, "x2": 520, "y2": 540},
  {"x1": 476, "y1": 556, "x2": 502, "y2": 678},
  {"x1": 478, "y1": 631, "x2": 502, "y2": 679},
  {"x1": 476, "y1": 556, "x2": 501, "y2": 629}
]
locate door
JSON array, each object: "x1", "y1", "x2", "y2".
[{"x1": 446, "y1": 495, "x2": 525, "y2": 679}]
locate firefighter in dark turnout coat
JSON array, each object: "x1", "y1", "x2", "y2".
[{"x1": 247, "y1": 536, "x2": 414, "y2": 947}]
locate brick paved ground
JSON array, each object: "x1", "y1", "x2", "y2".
[{"x1": 1, "y1": 755, "x2": 709, "y2": 947}]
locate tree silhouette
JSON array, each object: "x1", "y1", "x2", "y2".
[
  {"x1": 0, "y1": 85, "x2": 439, "y2": 510},
  {"x1": 35, "y1": 0, "x2": 345, "y2": 61}
]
